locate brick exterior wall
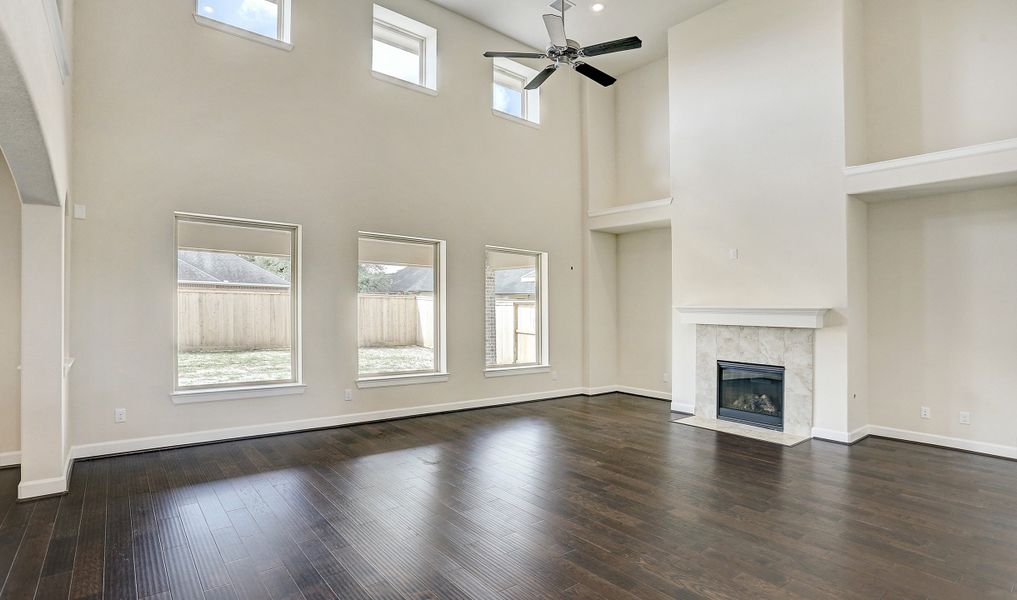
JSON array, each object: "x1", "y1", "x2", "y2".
[{"x1": 485, "y1": 266, "x2": 497, "y2": 366}]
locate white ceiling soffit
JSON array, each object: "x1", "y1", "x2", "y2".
[{"x1": 430, "y1": 0, "x2": 726, "y2": 74}]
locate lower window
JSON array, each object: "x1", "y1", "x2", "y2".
[
  {"x1": 485, "y1": 247, "x2": 548, "y2": 369},
  {"x1": 358, "y1": 233, "x2": 445, "y2": 378},
  {"x1": 175, "y1": 214, "x2": 300, "y2": 391}
]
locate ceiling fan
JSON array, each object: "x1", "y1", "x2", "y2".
[{"x1": 482, "y1": 3, "x2": 642, "y2": 90}]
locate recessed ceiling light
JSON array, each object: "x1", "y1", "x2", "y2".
[{"x1": 591, "y1": 3, "x2": 605, "y2": 12}]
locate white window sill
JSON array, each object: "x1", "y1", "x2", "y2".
[
  {"x1": 484, "y1": 365, "x2": 551, "y2": 378},
  {"x1": 357, "y1": 372, "x2": 449, "y2": 389},
  {"x1": 492, "y1": 109, "x2": 540, "y2": 129},
  {"x1": 371, "y1": 71, "x2": 438, "y2": 96},
  {"x1": 193, "y1": 14, "x2": 293, "y2": 52},
  {"x1": 172, "y1": 383, "x2": 306, "y2": 405}
]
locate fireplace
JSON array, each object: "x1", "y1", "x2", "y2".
[{"x1": 717, "y1": 361, "x2": 785, "y2": 430}]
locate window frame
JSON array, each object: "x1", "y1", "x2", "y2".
[
  {"x1": 193, "y1": 0, "x2": 293, "y2": 52},
  {"x1": 372, "y1": 4, "x2": 439, "y2": 94},
  {"x1": 484, "y1": 246, "x2": 550, "y2": 376},
  {"x1": 492, "y1": 58, "x2": 541, "y2": 126},
  {"x1": 172, "y1": 212, "x2": 303, "y2": 402},
  {"x1": 356, "y1": 231, "x2": 448, "y2": 388}
]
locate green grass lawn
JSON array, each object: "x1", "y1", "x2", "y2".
[
  {"x1": 178, "y1": 346, "x2": 434, "y2": 386},
  {"x1": 177, "y1": 349, "x2": 292, "y2": 387},
  {"x1": 358, "y1": 345, "x2": 434, "y2": 375}
]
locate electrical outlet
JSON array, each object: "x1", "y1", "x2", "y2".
[
  {"x1": 959, "y1": 411, "x2": 971, "y2": 425},
  {"x1": 114, "y1": 408, "x2": 127, "y2": 423},
  {"x1": 920, "y1": 406, "x2": 931, "y2": 419},
  {"x1": 344, "y1": 389, "x2": 353, "y2": 402},
  {"x1": 551, "y1": 371, "x2": 559, "y2": 381},
  {"x1": 728, "y1": 248, "x2": 739, "y2": 260},
  {"x1": 663, "y1": 373, "x2": 670, "y2": 384}
]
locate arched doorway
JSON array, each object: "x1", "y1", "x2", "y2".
[{"x1": 0, "y1": 6, "x2": 72, "y2": 498}]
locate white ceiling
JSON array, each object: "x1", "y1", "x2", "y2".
[{"x1": 431, "y1": 0, "x2": 726, "y2": 75}]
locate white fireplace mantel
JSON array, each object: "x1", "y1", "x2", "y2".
[{"x1": 676, "y1": 307, "x2": 830, "y2": 329}]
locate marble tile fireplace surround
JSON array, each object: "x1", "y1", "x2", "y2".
[{"x1": 677, "y1": 308, "x2": 829, "y2": 442}]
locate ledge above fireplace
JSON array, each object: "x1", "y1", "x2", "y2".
[{"x1": 676, "y1": 307, "x2": 830, "y2": 329}]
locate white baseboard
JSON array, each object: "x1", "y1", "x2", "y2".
[
  {"x1": 811, "y1": 424, "x2": 1017, "y2": 460},
  {"x1": 0, "y1": 451, "x2": 20, "y2": 468},
  {"x1": 18, "y1": 451, "x2": 74, "y2": 500},
  {"x1": 615, "y1": 385, "x2": 671, "y2": 401},
  {"x1": 69, "y1": 386, "x2": 674, "y2": 462},
  {"x1": 670, "y1": 402, "x2": 695, "y2": 415},
  {"x1": 866, "y1": 426, "x2": 1017, "y2": 460},
  {"x1": 811, "y1": 425, "x2": 871, "y2": 444},
  {"x1": 71, "y1": 387, "x2": 588, "y2": 460}
]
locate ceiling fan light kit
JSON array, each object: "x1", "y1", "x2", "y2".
[{"x1": 482, "y1": 3, "x2": 642, "y2": 90}]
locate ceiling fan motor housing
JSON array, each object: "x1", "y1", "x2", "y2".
[{"x1": 547, "y1": 39, "x2": 582, "y2": 62}]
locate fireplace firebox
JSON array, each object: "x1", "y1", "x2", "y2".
[{"x1": 717, "y1": 361, "x2": 785, "y2": 430}]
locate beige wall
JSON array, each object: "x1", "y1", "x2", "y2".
[
  {"x1": 616, "y1": 58, "x2": 670, "y2": 205},
  {"x1": 862, "y1": 0, "x2": 1017, "y2": 163},
  {"x1": 617, "y1": 228, "x2": 671, "y2": 395},
  {"x1": 668, "y1": 0, "x2": 854, "y2": 432},
  {"x1": 583, "y1": 231, "x2": 618, "y2": 389},
  {"x1": 69, "y1": 0, "x2": 585, "y2": 448},
  {"x1": 582, "y1": 82, "x2": 617, "y2": 212},
  {"x1": 0, "y1": 153, "x2": 19, "y2": 459},
  {"x1": 868, "y1": 186, "x2": 1017, "y2": 450},
  {"x1": 846, "y1": 196, "x2": 869, "y2": 431}
]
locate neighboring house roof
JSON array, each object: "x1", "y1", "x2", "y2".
[
  {"x1": 371, "y1": 266, "x2": 535, "y2": 295},
  {"x1": 385, "y1": 266, "x2": 434, "y2": 293},
  {"x1": 177, "y1": 250, "x2": 290, "y2": 286},
  {"x1": 495, "y1": 268, "x2": 537, "y2": 295}
]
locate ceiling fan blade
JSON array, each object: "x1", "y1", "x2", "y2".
[
  {"x1": 580, "y1": 36, "x2": 643, "y2": 57},
  {"x1": 483, "y1": 51, "x2": 547, "y2": 59},
  {"x1": 525, "y1": 65, "x2": 558, "y2": 90},
  {"x1": 542, "y1": 14, "x2": 568, "y2": 48},
  {"x1": 574, "y1": 62, "x2": 617, "y2": 87}
]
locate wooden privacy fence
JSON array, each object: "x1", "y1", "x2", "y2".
[
  {"x1": 178, "y1": 290, "x2": 434, "y2": 352},
  {"x1": 178, "y1": 288, "x2": 291, "y2": 352},
  {"x1": 358, "y1": 294, "x2": 434, "y2": 348}
]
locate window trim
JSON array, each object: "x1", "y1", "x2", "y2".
[
  {"x1": 492, "y1": 57, "x2": 541, "y2": 125},
  {"x1": 356, "y1": 231, "x2": 448, "y2": 385},
  {"x1": 172, "y1": 212, "x2": 303, "y2": 397},
  {"x1": 484, "y1": 246, "x2": 550, "y2": 374},
  {"x1": 372, "y1": 4, "x2": 438, "y2": 92},
  {"x1": 193, "y1": 0, "x2": 293, "y2": 51},
  {"x1": 373, "y1": 19, "x2": 426, "y2": 84},
  {"x1": 172, "y1": 383, "x2": 306, "y2": 405}
]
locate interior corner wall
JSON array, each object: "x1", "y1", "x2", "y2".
[
  {"x1": 668, "y1": 0, "x2": 851, "y2": 433},
  {"x1": 69, "y1": 0, "x2": 586, "y2": 451},
  {"x1": 843, "y1": 0, "x2": 867, "y2": 167},
  {"x1": 584, "y1": 231, "x2": 618, "y2": 390},
  {"x1": 0, "y1": 152, "x2": 20, "y2": 460},
  {"x1": 615, "y1": 58, "x2": 670, "y2": 205},
  {"x1": 868, "y1": 185, "x2": 1017, "y2": 451},
  {"x1": 846, "y1": 196, "x2": 868, "y2": 431},
  {"x1": 861, "y1": 0, "x2": 1017, "y2": 163},
  {"x1": 616, "y1": 228, "x2": 671, "y2": 396}
]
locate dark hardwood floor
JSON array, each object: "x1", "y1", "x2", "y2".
[{"x1": 2, "y1": 394, "x2": 1017, "y2": 599}]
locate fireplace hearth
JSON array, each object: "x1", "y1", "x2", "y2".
[{"x1": 717, "y1": 360, "x2": 785, "y2": 431}]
